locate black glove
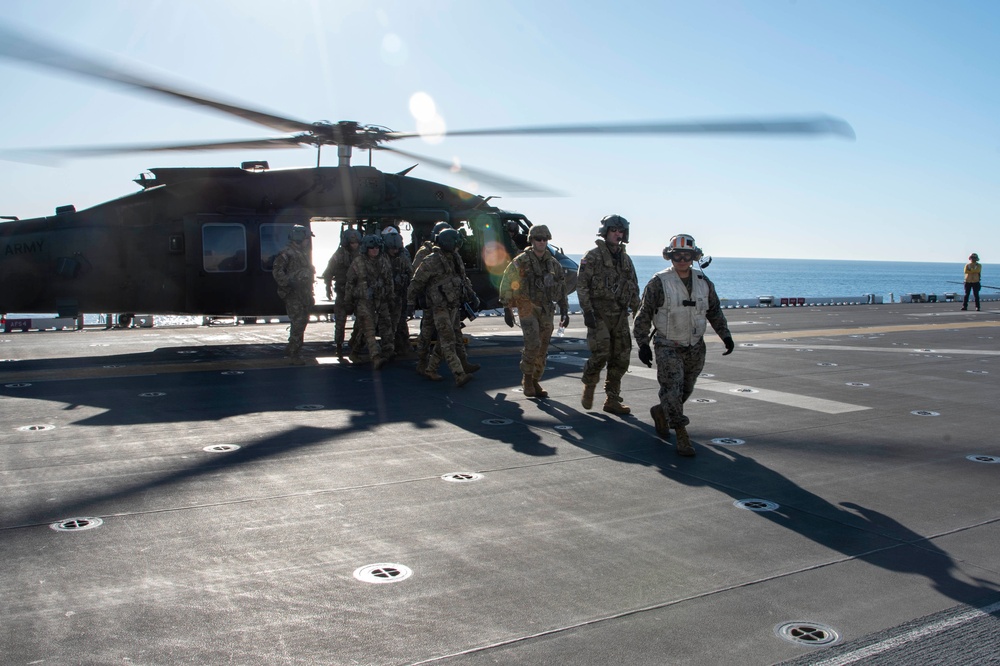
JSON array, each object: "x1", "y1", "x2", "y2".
[
  {"x1": 722, "y1": 336, "x2": 735, "y2": 356},
  {"x1": 583, "y1": 310, "x2": 596, "y2": 329},
  {"x1": 504, "y1": 307, "x2": 516, "y2": 328},
  {"x1": 325, "y1": 285, "x2": 333, "y2": 301},
  {"x1": 471, "y1": 293, "x2": 481, "y2": 311},
  {"x1": 560, "y1": 313, "x2": 570, "y2": 329},
  {"x1": 638, "y1": 343, "x2": 653, "y2": 368}
]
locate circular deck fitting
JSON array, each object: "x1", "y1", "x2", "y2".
[
  {"x1": 911, "y1": 410, "x2": 940, "y2": 417},
  {"x1": 89, "y1": 344, "x2": 110, "y2": 347},
  {"x1": 966, "y1": 455, "x2": 1000, "y2": 464},
  {"x1": 730, "y1": 387, "x2": 759, "y2": 394},
  {"x1": 845, "y1": 382, "x2": 870, "y2": 387},
  {"x1": 353, "y1": 563, "x2": 412, "y2": 584},
  {"x1": 795, "y1": 348, "x2": 814, "y2": 352},
  {"x1": 699, "y1": 373, "x2": 715, "y2": 378},
  {"x1": 712, "y1": 437, "x2": 746, "y2": 446},
  {"x1": 817, "y1": 362, "x2": 838, "y2": 367},
  {"x1": 692, "y1": 398, "x2": 717, "y2": 404},
  {"x1": 138, "y1": 392, "x2": 166, "y2": 398},
  {"x1": 50, "y1": 517, "x2": 104, "y2": 532},
  {"x1": 967, "y1": 370, "x2": 989, "y2": 375},
  {"x1": 203, "y1": 444, "x2": 241, "y2": 453},
  {"x1": 554, "y1": 425, "x2": 574, "y2": 430},
  {"x1": 482, "y1": 418, "x2": 513, "y2": 426},
  {"x1": 741, "y1": 343, "x2": 756, "y2": 347},
  {"x1": 5, "y1": 383, "x2": 32, "y2": 388},
  {"x1": 441, "y1": 472, "x2": 484, "y2": 482},
  {"x1": 18, "y1": 424, "x2": 55, "y2": 432},
  {"x1": 774, "y1": 621, "x2": 840, "y2": 646},
  {"x1": 916, "y1": 348, "x2": 935, "y2": 352},
  {"x1": 734, "y1": 499, "x2": 779, "y2": 512},
  {"x1": 221, "y1": 370, "x2": 244, "y2": 375},
  {"x1": 295, "y1": 404, "x2": 325, "y2": 411}
]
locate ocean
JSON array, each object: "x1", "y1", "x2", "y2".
[{"x1": 566, "y1": 256, "x2": 982, "y2": 309}]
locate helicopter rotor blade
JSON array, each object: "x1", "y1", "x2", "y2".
[
  {"x1": 378, "y1": 146, "x2": 561, "y2": 196},
  {"x1": 0, "y1": 25, "x2": 316, "y2": 135},
  {"x1": 389, "y1": 115, "x2": 856, "y2": 142},
  {"x1": 0, "y1": 136, "x2": 309, "y2": 164}
]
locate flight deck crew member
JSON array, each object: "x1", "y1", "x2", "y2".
[
  {"x1": 633, "y1": 234, "x2": 734, "y2": 456},
  {"x1": 576, "y1": 215, "x2": 640, "y2": 414},
  {"x1": 500, "y1": 224, "x2": 569, "y2": 398},
  {"x1": 272, "y1": 225, "x2": 316, "y2": 365},
  {"x1": 962, "y1": 252, "x2": 982, "y2": 311},
  {"x1": 323, "y1": 228, "x2": 361, "y2": 357},
  {"x1": 382, "y1": 229, "x2": 414, "y2": 355},
  {"x1": 406, "y1": 228, "x2": 475, "y2": 387},
  {"x1": 345, "y1": 235, "x2": 396, "y2": 369}
]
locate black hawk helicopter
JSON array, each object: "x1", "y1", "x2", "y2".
[{"x1": 0, "y1": 27, "x2": 854, "y2": 319}]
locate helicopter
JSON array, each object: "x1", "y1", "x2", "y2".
[{"x1": 0, "y1": 27, "x2": 854, "y2": 320}]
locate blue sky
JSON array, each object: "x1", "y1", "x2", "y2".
[{"x1": 1, "y1": 0, "x2": 997, "y2": 264}]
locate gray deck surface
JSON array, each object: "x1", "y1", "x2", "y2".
[{"x1": 2, "y1": 302, "x2": 999, "y2": 665}]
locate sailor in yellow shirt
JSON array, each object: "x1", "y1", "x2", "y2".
[{"x1": 962, "y1": 252, "x2": 982, "y2": 311}]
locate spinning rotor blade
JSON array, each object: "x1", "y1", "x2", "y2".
[
  {"x1": 379, "y1": 145, "x2": 560, "y2": 196},
  {"x1": 1, "y1": 136, "x2": 309, "y2": 164},
  {"x1": 0, "y1": 25, "x2": 315, "y2": 134},
  {"x1": 391, "y1": 115, "x2": 856, "y2": 141}
]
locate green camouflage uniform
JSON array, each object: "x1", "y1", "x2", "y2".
[
  {"x1": 346, "y1": 252, "x2": 396, "y2": 363},
  {"x1": 633, "y1": 269, "x2": 731, "y2": 428},
  {"x1": 322, "y1": 244, "x2": 360, "y2": 350},
  {"x1": 407, "y1": 246, "x2": 472, "y2": 380},
  {"x1": 386, "y1": 249, "x2": 413, "y2": 352},
  {"x1": 500, "y1": 248, "x2": 569, "y2": 381},
  {"x1": 576, "y1": 239, "x2": 640, "y2": 401},
  {"x1": 273, "y1": 243, "x2": 316, "y2": 359}
]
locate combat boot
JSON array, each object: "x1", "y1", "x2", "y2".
[
  {"x1": 334, "y1": 343, "x2": 344, "y2": 358},
  {"x1": 522, "y1": 375, "x2": 537, "y2": 398},
  {"x1": 650, "y1": 404, "x2": 669, "y2": 439},
  {"x1": 462, "y1": 360, "x2": 482, "y2": 373},
  {"x1": 348, "y1": 349, "x2": 363, "y2": 365},
  {"x1": 532, "y1": 379, "x2": 548, "y2": 399},
  {"x1": 603, "y1": 396, "x2": 631, "y2": 415},
  {"x1": 455, "y1": 372, "x2": 474, "y2": 388},
  {"x1": 674, "y1": 425, "x2": 695, "y2": 457},
  {"x1": 581, "y1": 383, "x2": 596, "y2": 410},
  {"x1": 373, "y1": 355, "x2": 386, "y2": 370}
]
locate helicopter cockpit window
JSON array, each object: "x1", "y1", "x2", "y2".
[
  {"x1": 260, "y1": 223, "x2": 297, "y2": 271},
  {"x1": 202, "y1": 223, "x2": 247, "y2": 273}
]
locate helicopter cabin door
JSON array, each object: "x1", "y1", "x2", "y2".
[{"x1": 184, "y1": 214, "x2": 305, "y2": 316}]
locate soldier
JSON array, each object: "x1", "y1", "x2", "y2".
[
  {"x1": 500, "y1": 224, "x2": 569, "y2": 398},
  {"x1": 272, "y1": 225, "x2": 316, "y2": 365},
  {"x1": 633, "y1": 234, "x2": 734, "y2": 456},
  {"x1": 322, "y1": 228, "x2": 361, "y2": 357},
  {"x1": 382, "y1": 229, "x2": 414, "y2": 355},
  {"x1": 576, "y1": 214, "x2": 641, "y2": 414},
  {"x1": 345, "y1": 234, "x2": 396, "y2": 369},
  {"x1": 406, "y1": 228, "x2": 476, "y2": 387},
  {"x1": 412, "y1": 221, "x2": 453, "y2": 374}
]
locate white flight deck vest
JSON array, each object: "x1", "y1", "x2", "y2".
[{"x1": 653, "y1": 267, "x2": 709, "y2": 347}]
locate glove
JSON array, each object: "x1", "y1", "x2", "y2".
[
  {"x1": 503, "y1": 307, "x2": 516, "y2": 328},
  {"x1": 325, "y1": 285, "x2": 333, "y2": 301},
  {"x1": 560, "y1": 313, "x2": 570, "y2": 329},
  {"x1": 583, "y1": 310, "x2": 596, "y2": 329},
  {"x1": 471, "y1": 293, "x2": 481, "y2": 311},
  {"x1": 405, "y1": 303, "x2": 415, "y2": 319},
  {"x1": 722, "y1": 336, "x2": 735, "y2": 356},
  {"x1": 638, "y1": 343, "x2": 653, "y2": 368}
]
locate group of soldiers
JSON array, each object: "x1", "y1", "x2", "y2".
[
  {"x1": 273, "y1": 215, "x2": 735, "y2": 456},
  {"x1": 499, "y1": 215, "x2": 734, "y2": 457}
]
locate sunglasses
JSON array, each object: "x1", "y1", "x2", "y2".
[{"x1": 671, "y1": 253, "x2": 694, "y2": 262}]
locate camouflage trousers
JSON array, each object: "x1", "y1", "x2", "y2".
[
  {"x1": 582, "y1": 309, "x2": 632, "y2": 398},
  {"x1": 654, "y1": 339, "x2": 707, "y2": 428},
  {"x1": 333, "y1": 288, "x2": 351, "y2": 348},
  {"x1": 518, "y1": 304, "x2": 554, "y2": 380},
  {"x1": 354, "y1": 300, "x2": 395, "y2": 360},
  {"x1": 283, "y1": 295, "x2": 312, "y2": 358},
  {"x1": 424, "y1": 306, "x2": 466, "y2": 377},
  {"x1": 390, "y1": 299, "x2": 410, "y2": 352}
]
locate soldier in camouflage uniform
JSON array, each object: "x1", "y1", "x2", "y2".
[
  {"x1": 406, "y1": 228, "x2": 475, "y2": 387},
  {"x1": 576, "y1": 215, "x2": 640, "y2": 414},
  {"x1": 322, "y1": 228, "x2": 361, "y2": 357},
  {"x1": 345, "y1": 235, "x2": 396, "y2": 369},
  {"x1": 500, "y1": 224, "x2": 569, "y2": 398},
  {"x1": 633, "y1": 234, "x2": 734, "y2": 456},
  {"x1": 382, "y1": 229, "x2": 414, "y2": 356},
  {"x1": 411, "y1": 222, "x2": 452, "y2": 374},
  {"x1": 272, "y1": 225, "x2": 316, "y2": 365}
]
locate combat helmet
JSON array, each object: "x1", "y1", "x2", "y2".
[
  {"x1": 383, "y1": 231, "x2": 404, "y2": 251},
  {"x1": 431, "y1": 221, "x2": 453, "y2": 242},
  {"x1": 598, "y1": 214, "x2": 630, "y2": 243},
  {"x1": 360, "y1": 234, "x2": 383, "y2": 251},
  {"x1": 288, "y1": 225, "x2": 314, "y2": 242},
  {"x1": 436, "y1": 228, "x2": 463, "y2": 252},
  {"x1": 970, "y1": 253, "x2": 980, "y2": 262},
  {"x1": 528, "y1": 224, "x2": 552, "y2": 241},
  {"x1": 341, "y1": 228, "x2": 362, "y2": 245},
  {"x1": 662, "y1": 234, "x2": 704, "y2": 261}
]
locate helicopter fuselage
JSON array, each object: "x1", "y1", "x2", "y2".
[{"x1": 0, "y1": 164, "x2": 578, "y2": 317}]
